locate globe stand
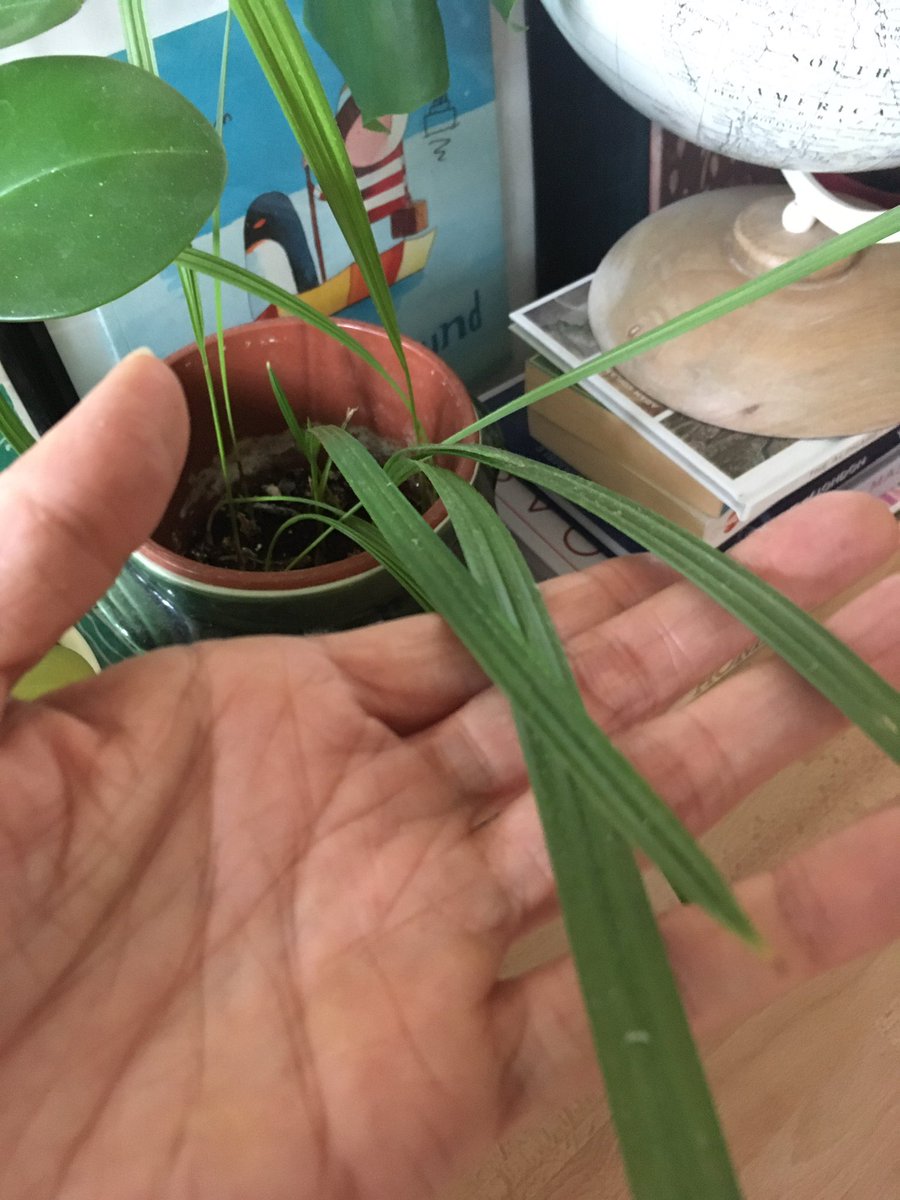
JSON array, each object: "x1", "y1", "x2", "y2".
[{"x1": 587, "y1": 184, "x2": 900, "y2": 438}]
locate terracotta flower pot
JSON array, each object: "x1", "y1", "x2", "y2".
[{"x1": 80, "y1": 318, "x2": 479, "y2": 664}]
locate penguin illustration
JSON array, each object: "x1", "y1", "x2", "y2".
[
  {"x1": 241, "y1": 87, "x2": 434, "y2": 320},
  {"x1": 243, "y1": 191, "x2": 319, "y2": 315}
]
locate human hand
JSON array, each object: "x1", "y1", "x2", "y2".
[{"x1": 1, "y1": 355, "x2": 898, "y2": 1200}]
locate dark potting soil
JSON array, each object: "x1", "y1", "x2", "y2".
[{"x1": 174, "y1": 429, "x2": 436, "y2": 573}]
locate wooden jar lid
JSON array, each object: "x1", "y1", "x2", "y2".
[{"x1": 588, "y1": 186, "x2": 900, "y2": 437}]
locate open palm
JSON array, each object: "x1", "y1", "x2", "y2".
[{"x1": 1, "y1": 355, "x2": 898, "y2": 1200}]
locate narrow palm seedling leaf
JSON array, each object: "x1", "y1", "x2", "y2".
[
  {"x1": 422, "y1": 461, "x2": 743, "y2": 1199},
  {"x1": 448, "y1": 204, "x2": 900, "y2": 445},
  {"x1": 267, "y1": 367, "x2": 311, "y2": 459},
  {"x1": 318, "y1": 425, "x2": 757, "y2": 941},
  {"x1": 0, "y1": 56, "x2": 226, "y2": 319},
  {"x1": 230, "y1": 0, "x2": 421, "y2": 435},
  {"x1": 298, "y1": 513, "x2": 427, "y2": 604},
  {"x1": 280, "y1": 498, "x2": 368, "y2": 571},
  {"x1": 239, "y1": 491, "x2": 429, "y2": 604},
  {"x1": 421, "y1": 442, "x2": 900, "y2": 762},
  {"x1": 314, "y1": 511, "x2": 427, "y2": 604},
  {"x1": 119, "y1": 0, "x2": 244, "y2": 562},
  {"x1": 118, "y1": 0, "x2": 156, "y2": 71},
  {"x1": 211, "y1": 8, "x2": 238, "y2": 453},
  {"x1": 180, "y1": 247, "x2": 408, "y2": 402},
  {"x1": 178, "y1": 263, "x2": 245, "y2": 563},
  {"x1": 0, "y1": 0, "x2": 83, "y2": 48},
  {"x1": 0, "y1": 385, "x2": 35, "y2": 455}
]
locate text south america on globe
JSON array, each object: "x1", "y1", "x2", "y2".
[{"x1": 540, "y1": 0, "x2": 900, "y2": 173}]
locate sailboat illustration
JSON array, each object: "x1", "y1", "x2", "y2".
[{"x1": 244, "y1": 90, "x2": 436, "y2": 319}]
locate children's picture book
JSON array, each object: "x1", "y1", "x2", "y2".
[
  {"x1": 494, "y1": 473, "x2": 615, "y2": 579},
  {"x1": 6, "y1": 0, "x2": 512, "y2": 393},
  {"x1": 510, "y1": 276, "x2": 894, "y2": 521},
  {"x1": 475, "y1": 375, "x2": 614, "y2": 576}
]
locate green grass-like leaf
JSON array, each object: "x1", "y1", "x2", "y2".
[
  {"x1": 266, "y1": 365, "x2": 330, "y2": 504},
  {"x1": 119, "y1": 0, "x2": 244, "y2": 562},
  {"x1": 178, "y1": 261, "x2": 245, "y2": 564},
  {"x1": 418, "y1": 442, "x2": 900, "y2": 762},
  {"x1": 317, "y1": 425, "x2": 757, "y2": 942},
  {"x1": 0, "y1": 385, "x2": 35, "y2": 455},
  {"x1": 229, "y1": 0, "x2": 420, "y2": 434},
  {"x1": 117, "y1": 0, "x2": 156, "y2": 71},
  {"x1": 209, "y1": 7, "x2": 238, "y2": 455},
  {"x1": 232, "y1": 490, "x2": 429, "y2": 603},
  {"x1": 179, "y1": 247, "x2": 408, "y2": 403},
  {"x1": 420, "y1": 460, "x2": 742, "y2": 1199}
]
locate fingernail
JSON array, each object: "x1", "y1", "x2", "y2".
[{"x1": 124, "y1": 346, "x2": 158, "y2": 361}]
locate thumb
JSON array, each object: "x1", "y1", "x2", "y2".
[{"x1": 0, "y1": 350, "x2": 189, "y2": 695}]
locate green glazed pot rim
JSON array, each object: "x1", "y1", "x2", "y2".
[{"x1": 131, "y1": 545, "x2": 387, "y2": 599}]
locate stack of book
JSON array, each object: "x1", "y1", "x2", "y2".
[{"x1": 500, "y1": 276, "x2": 900, "y2": 559}]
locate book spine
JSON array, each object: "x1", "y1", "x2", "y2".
[
  {"x1": 524, "y1": 358, "x2": 728, "y2": 518},
  {"x1": 719, "y1": 435, "x2": 900, "y2": 550},
  {"x1": 479, "y1": 378, "x2": 900, "y2": 558},
  {"x1": 476, "y1": 379, "x2": 644, "y2": 555},
  {"x1": 538, "y1": 438, "x2": 900, "y2": 557}
]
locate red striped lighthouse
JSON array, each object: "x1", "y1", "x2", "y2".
[{"x1": 335, "y1": 88, "x2": 428, "y2": 238}]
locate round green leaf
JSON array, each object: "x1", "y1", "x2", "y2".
[
  {"x1": 0, "y1": 55, "x2": 227, "y2": 319},
  {"x1": 0, "y1": 0, "x2": 83, "y2": 48},
  {"x1": 304, "y1": 0, "x2": 449, "y2": 121}
]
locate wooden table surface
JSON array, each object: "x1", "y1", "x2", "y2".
[{"x1": 446, "y1": 552, "x2": 900, "y2": 1200}]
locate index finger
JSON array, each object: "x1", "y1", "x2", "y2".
[{"x1": 0, "y1": 353, "x2": 188, "y2": 702}]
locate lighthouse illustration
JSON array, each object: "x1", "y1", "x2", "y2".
[{"x1": 244, "y1": 88, "x2": 436, "y2": 319}]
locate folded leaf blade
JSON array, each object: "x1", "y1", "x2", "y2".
[
  {"x1": 423, "y1": 442, "x2": 900, "y2": 763},
  {"x1": 319, "y1": 425, "x2": 757, "y2": 942},
  {"x1": 230, "y1": 0, "x2": 416, "y2": 423},
  {"x1": 417, "y1": 461, "x2": 743, "y2": 1199}
]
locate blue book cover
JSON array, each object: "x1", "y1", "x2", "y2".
[{"x1": 11, "y1": 1, "x2": 510, "y2": 392}]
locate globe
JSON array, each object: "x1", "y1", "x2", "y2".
[{"x1": 540, "y1": 0, "x2": 900, "y2": 172}]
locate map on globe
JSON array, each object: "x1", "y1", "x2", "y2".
[{"x1": 541, "y1": 0, "x2": 900, "y2": 172}]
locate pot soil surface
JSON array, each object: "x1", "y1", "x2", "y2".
[{"x1": 173, "y1": 428, "x2": 435, "y2": 572}]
